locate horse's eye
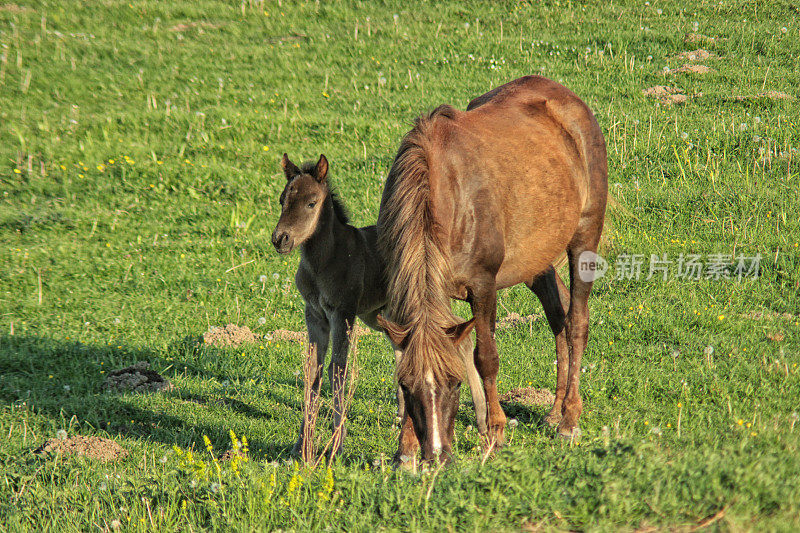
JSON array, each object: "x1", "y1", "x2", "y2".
[{"x1": 307, "y1": 201, "x2": 316, "y2": 209}]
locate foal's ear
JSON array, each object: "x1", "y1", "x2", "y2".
[
  {"x1": 444, "y1": 319, "x2": 475, "y2": 346},
  {"x1": 313, "y1": 154, "x2": 328, "y2": 183},
  {"x1": 377, "y1": 314, "x2": 407, "y2": 347},
  {"x1": 281, "y1": 153, "x2": 301, "y2": 180}
]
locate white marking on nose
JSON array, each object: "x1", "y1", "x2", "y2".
[{"x1": 426, "y1": 371, "x2": 441, "y2": 452}]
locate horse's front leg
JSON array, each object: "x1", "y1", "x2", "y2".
[
  {"x1": 293, "y1": 307, "x2": 330, "y2": 456},
  {"x1": 470, "y1": 281, "x2": 506, "y2": 447},
  {"x1": 327, "y1": 311, "x2": 356, "y2": 458}
]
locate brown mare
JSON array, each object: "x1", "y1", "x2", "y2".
[
  {"x1": 377, "y1": 76, "x2": 608, "y2": 463},
  {"x1": 271, "y1": 154, "x2": 487, "y2": 458}
]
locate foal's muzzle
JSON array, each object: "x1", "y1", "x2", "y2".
[{"x1": 271, "y1": 230, "x2": 293, "y2": 254}]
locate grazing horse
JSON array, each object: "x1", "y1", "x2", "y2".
[
  {"x1": 377, "y1": 76, "x2": 608, "y2": 463},
  {"x1": 271, "y1": 154, "x2": 487, "y2": 458}
]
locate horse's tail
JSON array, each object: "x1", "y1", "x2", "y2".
[{"x1": 377, "y1": 107, "x2": 464, "y2": 388}]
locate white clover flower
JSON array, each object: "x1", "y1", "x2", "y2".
[
  {"x1": 508, "y1": 418, "x2": 519, "y2": 428},
  {"x1": 258, "y1": 317, "x2": 266, "y2": 325},
  {"x1": 259, "y1": 274, "x2": 268, "y2": 283},
  {"x1": 56, "y1": 429, "x2": 68, "y2": 440}
]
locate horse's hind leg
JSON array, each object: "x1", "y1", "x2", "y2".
[
  {"x1": 559, "y1": 232, "x2": 603, "y2": 438},
  {"x1": 527, "y1": 265, "x2": 570, "y2": 428}
]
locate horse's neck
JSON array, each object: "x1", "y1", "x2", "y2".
[{"x1": 300, "y1": 197, "x2": 346, "y2": 268}]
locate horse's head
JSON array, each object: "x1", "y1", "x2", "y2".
[
  {"x1": 379, "y1": 315, "x2": 476, "y2": 464},
  {"x1": 271, "y1": 153, "x2": 329, "y2": 254}
]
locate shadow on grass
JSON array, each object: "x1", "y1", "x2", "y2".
[{"x1": 0, "y1": 334, "x2": 295, "y2": 461}]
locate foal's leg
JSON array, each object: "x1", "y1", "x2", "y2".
[
  {"x1": 558, "y1": 246, "x2": 598, "y2": 438},
  {"x1": 293, "y1": 307, "x2": 330, "y2": 455},
  {"x1": 528, "y1": 266, "x2": 570, "y2": 427},
  {"x1": 328, "y1": 311, "x2": 356, "y2": 457},
  {"x1": 470, "y1": 280, "x2": 506, "y2": 446}
]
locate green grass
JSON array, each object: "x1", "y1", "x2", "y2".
[{"x1": 1, "y1": 0, "x2": 799, "y2": 530}]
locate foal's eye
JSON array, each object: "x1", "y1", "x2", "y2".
[{"x1": 307, "y1": 201, "x2": 316, "y2": 209}]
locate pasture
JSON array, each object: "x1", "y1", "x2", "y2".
[{"x1": 1, "y1": 0, "x2": 799, "y2": 530}]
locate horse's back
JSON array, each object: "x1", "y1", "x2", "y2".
[{"x1": 428, "y1": 76, "x2": 607, "y2": 288}]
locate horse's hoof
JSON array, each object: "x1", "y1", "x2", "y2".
[
  {"x1": 392, "y1": 454, "x2": 417, "y2": 473},
  {"x1": 483, "y1": 425, "x2": 506, "y2": 448},
  {"x1": 556, "y1": 425, "x2": 582, "y2": 440},
  {"x1": 544, "y1": 412, "x2": 562, "y2": 428}
]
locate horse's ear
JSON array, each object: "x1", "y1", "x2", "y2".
[
  {"x1": 444, "y1": 319, "x2": 475, "y2": 346},
  {"x1": 377, "y1": 314, "x2": 407, "y2": 347},
  {"x1": 314, "y1": 154, "x2": 328, "y2": 183},
  {"x1": 281, "y1": 153, "x2": 301, "y2": 180}
]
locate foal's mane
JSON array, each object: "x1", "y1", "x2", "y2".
[
  {"x1": 378, "y1": 105, "x2": 464, "y2": 388},
  {"x1": 298, "y1": 161, "x2": 350, "y2": 224}
]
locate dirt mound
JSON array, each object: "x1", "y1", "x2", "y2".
[
  {"x1": 684, "y1": 33, "x2": 722, "y2": 44},
  {"x1": 666, "y1": 64, "x2": 713, "y2": 75},
  {"x1": 35, "y1": 436, "x2": 128, "y2": 462},
  {"x1": 497, "y1": 312, "x2": 541, "y2": 329},
  {"x1": 103, "y1": 362, "x2": 173, "y2": 393},
  {"x1": 203, "y1": 324, "x2": 260, "y2": 347},
  {"x1": 643, "y1": 85, "x2": 698, "y2": 105},
  {"x1": 499, "y1": 387, "x2": 555, "y2": 406},
  {"x1": 673, "y1": 49, "x2": 715, "y2": 61},
  {"x1": 266, "y1": 329, "x2": 307, "y2": 343}
]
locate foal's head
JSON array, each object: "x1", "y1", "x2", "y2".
[{"x1": 271, "y1": 153, "x2": 331, "y2": 254}]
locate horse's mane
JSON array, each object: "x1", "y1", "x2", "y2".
[
  {"x1": 377, "y1": 105, "x2": 464, "y2": 388},
  {"x1": 299, "y1": 161, "x2": 350, "y2": 224}
]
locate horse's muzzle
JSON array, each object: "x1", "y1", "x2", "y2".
[{"x1": 271, "y1": 230, "x2": 293, "y2": 254}]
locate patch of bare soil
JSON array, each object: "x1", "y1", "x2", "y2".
[
  {"x1": 169, "y1": 21, "x2": 221, "y2": 32},
  {"x1": 666, "y1": 64, "x2": 714, "y2": 75},
  {"x1": 35, "y1": 436, "x2": 128, "y2": 462},
  {"x1": 643, "y1": 85, "x2": 698, "y2": 105},
  {"x1": 0, "y1": 3, "x2": 32, "y2": 12},
  {"x1": 673, "y1": 48, "x2": 716, "y2": 61},
  {"x1": 499, "y1": 387, "x2": 555, "y2": 406},
  {"x1": 741, "y1": 310, "x2": 797, "y2": 321},
  {"x1": 219, "y1": 448, "x2": 247, "y2": 462},
  {"x1": 497, "y1": 312, "x2": 541, "y2": 329},
  {"x1": 730, "y1": 91, "x2": 794, "y2": 102},
  {"x1": 103, "y1": 362, "x2": 173, "y2": 393},
  {"x1": 766, "y1": 331, "x2": 785, "y2": 342},
  {"x1": 203, "y1": 324, "x2": 260, "y2": 347},
  {"x1": 684, "y1": 33, "x2": 724, "y2": 44}
]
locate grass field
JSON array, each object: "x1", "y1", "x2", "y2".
[{"x1": 2, "y1": 0, "x2": 799, "y2": 530}]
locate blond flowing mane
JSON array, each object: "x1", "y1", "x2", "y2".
[{"x1": 377, "y1": 106, "x2": 464, "y2": 388}]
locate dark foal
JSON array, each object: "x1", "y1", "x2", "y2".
[
  {"x1": 271, "y1": 154, "x2": 487, "y2": 458},
  {"x1": 377, "y1": 76, "x2": 608, "y2": 464}
]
